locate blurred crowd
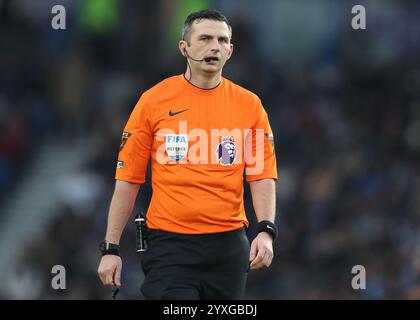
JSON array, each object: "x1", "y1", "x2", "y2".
[{"x1": 1, "y1": 0, "x2": 420, "y2": 299}]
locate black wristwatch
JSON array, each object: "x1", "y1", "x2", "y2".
[
  {"x1": 99, "y1": 240, "x2": 120, "y2": 256},
  {"x1": 256, "y1": 220, "x2": 278, "y2": 241}
]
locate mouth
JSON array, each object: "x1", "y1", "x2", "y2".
[{"x1": 204, "y1": 56, "x2": 219, "y2": 63}]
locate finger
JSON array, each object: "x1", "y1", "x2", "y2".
[
  {"x1": 98, "y1": 263, "x2": 110, "y2": 285},
  {"x1": 105, "y1": 268, "x2": 115, "y2": 286},
  {"x1": 250, "y1": 250, "x2": 266, "y2": 270},
  {"x1": 114, "y1": 263, "x2": 122, "y2": 287},
  {"x1": 251, "y1": 251, "x2": 266, "y2": 270},
  {"x1": 263, "y1": 253, "x2": 273, "y2": 267},
  {"x1": 98, "y1": 268, "x2": 107, "y2": 285},
  {"x1": 249, "y1": 241, "x2": 257, "y2": 262}
]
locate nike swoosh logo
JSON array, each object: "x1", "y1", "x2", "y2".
[
  {"x1": 169, "y1": 109, "x2": 189, "y2": 116},
  {"x1": 267, "y1": 225, "x2": 274, "y2": 230}
]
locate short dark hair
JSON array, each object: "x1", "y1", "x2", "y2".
[{"x1": 182, "y1": 9, "x2": 232, "y2": 42}]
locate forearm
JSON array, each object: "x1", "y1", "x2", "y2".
[
  {"x1": 105, "y1": 180, "x2": 141, "y2": 244},
  {"x1": 249, "y1": 179, "x2": 276, "y2": 222}
]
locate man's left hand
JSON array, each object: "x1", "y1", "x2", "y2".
[{"x1": 249, "y1": 232, "x2": 274, "y2": 270}]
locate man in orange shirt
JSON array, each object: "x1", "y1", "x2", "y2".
[{"x1": 98, "y1": 9, "x2": 278, "y2": 299}]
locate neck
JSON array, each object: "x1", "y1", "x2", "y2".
[{"x1": 184, "y1": 67, "x2": 222, "y2": 89}]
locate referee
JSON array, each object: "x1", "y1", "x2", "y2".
[{"x1": 98, "y1": 9, "x2": 278, "y2": 300}]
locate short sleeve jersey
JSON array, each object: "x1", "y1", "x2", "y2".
[{"x1": 115, "y1": 75, "x2": 277, "y2": 234}]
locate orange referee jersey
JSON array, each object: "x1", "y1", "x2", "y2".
[{"x1": 115, "y1": 75, "x2": 278, "y2": 234}]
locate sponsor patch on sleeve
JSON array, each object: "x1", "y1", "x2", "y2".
[
  {"x1": 119, "y1": 132, "x2": 132, "y2": 151},
  {"x1": 265, "y1": 133, "x2": 275, "y2": 153},
  {"x1": 116, "y1": 160, "x2": 124, "y2": 169}
]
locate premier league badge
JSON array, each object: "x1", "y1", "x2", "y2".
[{"x1": 215, "y1": 136, "x2": 237, "y2": 166}]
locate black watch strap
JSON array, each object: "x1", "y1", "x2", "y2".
[
  {"x1": 99, "y1": 241, "x2": 120, "y2": 256},
  {"x1": 257, "y1": 220, "x2": 278, "y2": 241}
]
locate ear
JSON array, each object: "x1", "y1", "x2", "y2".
[
  {"x1": 226, "y1": 43, "x2": 234, "y2": 60},
  {"x1": 179, "y1": 40, "x2": 188, "y2": 57}
]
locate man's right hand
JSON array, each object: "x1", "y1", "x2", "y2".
[{"x1": 97, "y1": 255, "x2": 122, "y2": 286}]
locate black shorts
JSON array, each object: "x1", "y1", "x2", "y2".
[{"x1": 140, "y1": 227, "x2": 250, "y2": 300}]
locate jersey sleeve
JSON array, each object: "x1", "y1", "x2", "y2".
[
  {"x1": 115, "y1": 94, "x2": 153, "y2": 184},
  {"x1": 245, "y1": 98, "x2": 278, "y2": 182}
]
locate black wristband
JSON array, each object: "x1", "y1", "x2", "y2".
[
  {"x1": 99, "y1": 241, "x2": 120, "y2": 256},
  {"x1": 101, "y1": 248, "x2": 120, "y2": 257},
  {"x1": 257, "y1": 220, "x2": 278, "y2": 241}
]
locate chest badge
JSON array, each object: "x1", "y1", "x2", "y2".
[
  {"x1": 165, "y1": 134, "x2": 189, "y2": 162},
  {"x1": 216, "y1": 136, "x2": 237, "y2": 166}
]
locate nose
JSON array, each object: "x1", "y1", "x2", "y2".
[{"x1": 209, "y1": 38, "x2": 221, "y2": 52}]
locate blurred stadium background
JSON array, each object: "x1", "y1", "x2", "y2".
[{"x1": 1, "y1": 0, "x2": 420, "y2": 299}]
